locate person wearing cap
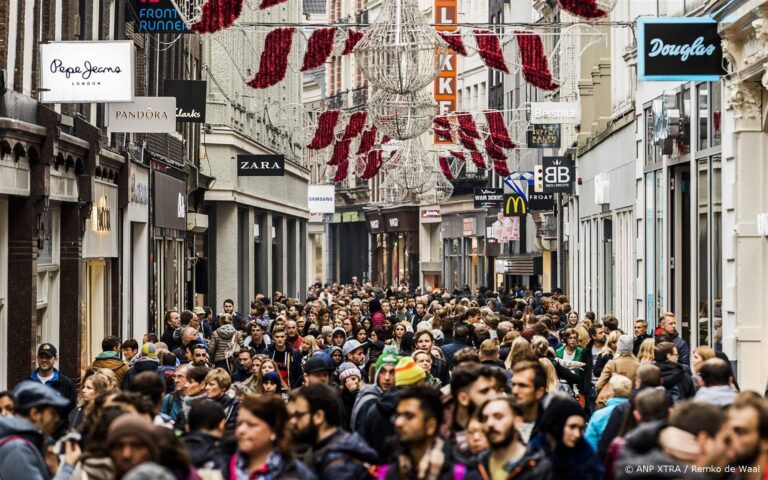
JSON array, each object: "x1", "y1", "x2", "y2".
[
  {"x1": 303, "y1": 355, "x2": 334, "y2": 386},
  {"x1": 89, "y1": 336, "x2": 130, "y2": 386},
  {"x1": 193, "y1": 306, "x2": 212, "y2": 339},
  {"x1": 28, "y1": 343, "x2": 75, "y2": 437},
  {"x1": 0, "y1": 381, "x2": 80, "y2": 479},
  {"x1": 341, "y1": 339, "x2": 368, "y2": 383},
  {"x1": 121, "y1": 343, "x2": 161, "y2": 389}
]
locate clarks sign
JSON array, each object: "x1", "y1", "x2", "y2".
[
  {"x1": 164, "y1": 79, "x2": 207, "y2": 123},
  {"x1": 40, "y1": 41, "x2": 134, "y2": 103},
  {"x1": 638, "y1": 17, "x2": 724, "y2": 81},
  {"x1": 108, "y1": 97, "x2": 176, "y2": 133},
  {"x1": 237, "y1": 155, "x2": 285, "y2": 177}
]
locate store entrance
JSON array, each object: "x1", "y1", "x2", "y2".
[{"x1": 669, "y1": 165, "x2": 692, "y2": 345}]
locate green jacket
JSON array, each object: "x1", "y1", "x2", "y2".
[{"x1": 555, "y1": 345, "x2": 583, "y2": 362}]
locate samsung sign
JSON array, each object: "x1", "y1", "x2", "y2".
[
  {"x1": 40, "y1": 41, "x2": 134, "y2": 103},
  {"x1": 308, "y1": 185, "x2": 335, "y2": 214},
  {"x1": 108, "y1": 97, "x2": 176, "y2": 133},
  {"x1": 638, "y1": 17, "x2": 724, "y2": 81}
]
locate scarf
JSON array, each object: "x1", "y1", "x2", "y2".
[
  {"x1": 397, "y1": 437, "x2": 446, "y2": 480},
  {"x1": 230, "y1": 450, "x2": 284, "y2": 480}
]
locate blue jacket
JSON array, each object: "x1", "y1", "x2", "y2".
[
  {"x1": 585, "y1": 397, "x2": 628, "y2": 450},
  {"x1": 303, "y1": 430, "x2": 378, "y2": 480},
  {"x1": 0, "y1": 416, "x2": 74, "y2": 480}
]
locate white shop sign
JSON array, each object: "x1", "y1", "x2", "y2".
[
  {"x1": 108, "y1": 97, "x2": 176, "y2": 133},
  {"x1": 40, "y1": 41, "x2": 134, "y2": 103},
  {"x1": 83, "y1": 181, "x2": 119, "y2": 258},
  {"x1": 308, "y1": 185, "x2": 335, "y2": 214},
  {"x1": 530, "y1": 102, "x2": 581, "y2": 124}
]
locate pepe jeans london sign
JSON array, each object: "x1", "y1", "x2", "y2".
[
  {"x1": 40, "y1": 41, "x2": 134, "y2": 103},
  {"x1": 529, "y1": 102, "x2": 580, "y2": 125},
  {"x1": 638, "y1": 17, "x2": 724, "y2": 81},
  {"x1": 108, "y1": 97, "x2": 176, "y2": 133}
]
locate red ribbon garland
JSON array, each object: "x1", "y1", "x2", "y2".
[
  {"x1": 307, "y1": 110, "x2": 340, "y2": 150},
  {"x1": 435, "y1": 129, "x2": 453, "y2": 142},
  {"x1": 456, "y1": 112, "x2": 480, "y2": 139},
  {"x1": 191, "y1": 0, "x2": 244, "y2": 33},
  {"x1": 485, "y1": 137, "x2": 507, "y2": 161},
  {"x1": 449, "y1": 150, "x2": 465, "y2": 161},
  {"x1": 356, "y1": 126, "x2": 378, "y2": 155},
  {"x1": 247, "y1": 28, "x2": 295, "y2": 89},
  {"x1": 439, "y1": 157, "x2": 454, "y2": 181},
  {"x1": 382, "y1": 135, "x2": 392, "y2": 144},
  {"x1": 438, "y1": 32, "x2": 468, "y2": 55},
  {"x1": 434, "y1": 116, "x2": 451, "y2": 130},
  {"x1": 557, "y1": 0, "x2": 610, "y2": 19},
  {"x1": 515, "y1": 31, "x2": 559, "y2": 91},
  {"x1": 342, "y1": 29, "x2": 365, "y2": 55},
  {"x1": 342, "y1": 111, "x2": 368, "y2": 140},
  {"x1": 301, "y1": 28, "x2": 337, "y2": 71},
  {"x1": 459, "y1": 131, "x2": 477, "y2": 151},
  {"x1": 361, "y1": 150, "x2": 383, "y2": 180},
  {"x1": 258, "y1": 0, "x2": 286, "y2": 9},
  {"x1": 471, "y1": 151, "x2": 486, "y2": 169},
  {"x1": 328, "y1": 140, "x2": 351, "y2": 166},
  {"x1": 485, "y1": 111, "x2": 516, "y2": 149},
  {"x1": 333, "y1": 158, "x2": 350, "y2": 182},
  {"x1": 493, "y1": 158, "x2": 511, "y2": 177},
  {"x1": 474, "y1": 29, "x2": 508, "y2": 73}
]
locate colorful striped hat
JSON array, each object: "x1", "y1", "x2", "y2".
[{"x1": 394, "y1": 356, "x2": 426, "y2": 387}]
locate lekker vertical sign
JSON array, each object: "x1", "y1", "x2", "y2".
[{"x1": 434, "y1": 0, "x2": 457, "y2": 143}]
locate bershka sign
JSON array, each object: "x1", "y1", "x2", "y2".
[
  {"x1": 527, "y1": 124, "x2": 561, "y2": 148},
  {"x1": 164, "y1": 79, "x2": 207, "y2": 123},
  {"x1": 638, "y1": 17, "x2": 724, "y2": 81},
  {"x1": 40, "y1": 41, "x2": 134, "y2": 103},
  {"x1": 237, "y1": 155, "x2": 285, "y2": 176},
  {"x1": 129, "y1": 0, "x2": 191, "y2": 34},
  {"x1": 108, "y1": 97, "x2": 176, "y2": 133},
  {"x1": 530, "y1": 102, "x2": 580, "y2": 124},
  {"x1": 473, "y1": 188, "x2": 504, "y2": 209},
  {"x1": 542, "y1": 156, "x2": 575, "y2": 193},
  {"x1": 308, "y1": 185, "x2": 335, "y2": 213}
]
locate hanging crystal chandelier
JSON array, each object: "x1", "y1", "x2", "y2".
[
  {"x1": 355, "y1": 0, "x2": 447, "y2": 94},
  {"x1": 369, "y1": 89, "x2": 437, "y2": 140},
  {"x1": 388, "y1": 139, "x2": 435, "y2": 190},
  {"x1": 418, "y1": 173, "x2": 454, "y2": 204}
]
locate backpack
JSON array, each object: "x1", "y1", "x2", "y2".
[{"x1": 224, "y1": 331, "x2": 241, "y2": 371}]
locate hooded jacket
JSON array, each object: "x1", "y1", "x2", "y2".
[
  {"x1": 656, "y1": 361, "x2": 696, "y2": 403},
  {"x1": 0, "y1": 416, "x2": 74, "y2": 480},
  {"x1": 470, "y1": 447, "x2": 555, "y2": 480},
  {"x1": 182, "y1": 431, "x2": 228, "y2": 470},
  {"x1": 121, "y1": 357, "x2": 161, "y2": 389},
  {"x1": 694, "y1": 384, "x2": 738, "y2": 408},
  {"x1": 90, "y1": 351, "x2": 129, "y2": 385},
  {"x1": 359, "y1": 388, "x2": 400, "y2": 464},
  {"x1": 209, "y1": 324, "x2": 242, "y2": 364},
  {"x1": 303, "y1": 430, "x2": 378, "y2": 480}
]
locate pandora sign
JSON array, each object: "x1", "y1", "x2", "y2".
[
  {"x1": 529, "y1": 102, "x2": 580, "y2": 125},
  {"x1": 108, "y1": 97, "x2": 177, "y2": 133}
]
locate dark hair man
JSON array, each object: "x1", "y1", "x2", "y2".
[
  {"x1": 121, "y1": 339, "x2": 140, "y2": 365},
  {"x1": 27, "y1": 343, "x2": 75, "y2": 438},
  {"x1": 288, "y1": 384, "x2": 377, "y2": 479},
  {"x1": 655, "y1": 312, "x2": 690, "y2": 366},
  {"x1": 511, "y1": 360, "x2": 548, "y2": 444},
  {"x1": 268, "y1": 327, "x2": 303, "y2": 389},
  {"x1": 90, "y1": 336, "x2": 129, "y2": 386},
  {"x1": 727, "y1": 392, "x2": 768, "y2": 473},
  {"x1": 181, "y1": 399, "x2": 228, "y2": 470},
  {"x1": 694, "y1": 358, "x2": 738, "y2": 407},
  {"x1": 654, "y1": 341, "x2": 695, "y2": 404},
  {"x1": 448, "y1": 363, "x2": 505, "y2": 452},
  {"x1": 161, "y1": 310, "x2": 181, "y2": 350}
]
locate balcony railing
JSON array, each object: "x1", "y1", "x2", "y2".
[
  {"x1": 327, "y1": 91, "x2": 348, "y2": 109},
  {"x1": 352, "y1": 86, "x2": 368, "y2": 107}
]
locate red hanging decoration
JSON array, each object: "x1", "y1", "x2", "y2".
[
  {"x1": 191, "y1": 0, "x2": 244, "y2": 34},
  {"x1": 333, "y1": 158, "x2": 350, "y2": 182},
  {"x1": 515, "y1": 31, "x2": 559, "y2": 91},
  {"x1": 471, "y1": 151, "x2": 486, "y2": 169},
  {"x1": 247, "y1": 28, "x2": 295, "y2": 89},
  {"x1": 342, "y1": 29, "x2": 365, "y2": 55},
  {"x1": 301, "y1": 28, "x2": 337, "y2": 71},
  {"x1": 342, "y1": 112, "x2": 367, "y2": 140},
  {"x1": 361, "y1": 150, "x2": 383, "y2": 180},
  {"x1": 434, "y1": 116, "x2": 451, "y2": 130},
  {"x1": 474, "y1": 29, "x2": 508, "y2": 73},
  {"x1": 307, "y1": 110, "x2": 341, "y2": 150},
  {"x1": 382, "y1": 135, "x2": 392, "y2": 144},
  {"x1": 435, "y1": 129, "x2": 453, "y2": 142},
  {"x1": 259, "y1": 0, "x2": 285, "y2": 9},
  {"x1": 439, "y1": 157, "x2": 454, "y2": 181},
  {"x1": 328, "y1": 140, "x2": 351, "y2": 166},
  {"x1": 356, "y1": 126, "x2": 378, "y2": 155},
  {"x1": 456, "y1": 112, "x2": 480, "y2": 139},
  {"x1": 459, "y1": 131, "x2": 477, "y2": 151},
  {"x1": 449, "y1": 150, "x2": 465, "y2": 161},
  {"x1": 485, "y1": 111, "x2": 516, "y2": 149},
  {"x1": 557, "y1": 0, "x2": 610, "y2": 19},
  {"x1": 493, "y1": 158, "x2": 511, "y2": 177},
  {"x1": 485, "y1": 137, "x2": 507, "y2": 161},
  {"x1": 438, "y1": 32, "x2": 468, "y2": 55}
]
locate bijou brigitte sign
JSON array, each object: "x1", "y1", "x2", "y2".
[{"x1": 40, "y1": 41, "x2": 134, "y2": 103}]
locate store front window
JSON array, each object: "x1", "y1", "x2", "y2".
[
  {"x1": 644, "y1": 171, "x2": 664, "y2": 326},
  {"x1": 445, "y1": 238, "x2": 462, "y2": 290},
  {"x1": 464, "y1": 237, "x2": 485, "y2": 290},
  {"x1": 697, "y1": 155, "x2": 722, "y2": 351}
]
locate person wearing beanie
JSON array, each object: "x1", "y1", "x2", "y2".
[
  {"x1": 394, "y1": 357, "x2": 426, "y2": 387},
  {"x1": 337, "y1": 362, "x2": 364, "y2": 429},
  {"x1": 350, "y1": 346, "x2": 399, "y2": 433},
  {"x1": 595, "y1": 334, "x2": 640, "y2": 393},
  {"x1": 121, "y1": 343, "x2": 161, "y2": 389},
  {"x1": 106, "y1": 414, "x2": 160, "y2": 479},
  {"x1": 528, "y1": 397, "x2": 604, "y2": 480}
]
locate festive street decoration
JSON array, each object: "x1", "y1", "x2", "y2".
[
  {"x1": 356, "y1": 126, "x2": 378, "y2": 155},
  {"x1": 328, "y1": 139, "x2": 351, "y2": 166},
  {"x1": 515, "y1": 31, "x2": 559, "y2": 90},
  {"x1": 558, "y1": 0, "x2": 616, "y2": 19},
  {"x1": 474, "y1": 29, "x2": 508, "y2": 73},
  {"x1": 485, "y1": 111, "x2": 516, "y2": 148},
  {"x1": 247, "y1": 27, "x2": 295, "y2": 89},
  {"x1": 332, "y1": 157, "x2": 350, "y2": 181},
  {"x1": 307, "y1": 110, "x2": 341, "y2": 149},
  {"x1": 492, "y1": 158, "x2": 511, "y2": 177},
  {"x1": 439, "y1": 156, "x2": 454, "y2": 181},
  {"x1": 361, "y1": 150, "x2": 384, "y2": 179},
  {"x1": 355, "y1": 0, "x2": 447, "y2": 94},
  {"x1": 341, "y1": 111, "x2": 368, "y2": 140},
  {"x1": 459, "y1": 131, "x2": 477, "y2": 151},
  {"x1": 191, "y1": 0, "x2": 244, "y2": 33},
  {"x1": 434, "y1": 116, "x2": 451, "y2": 130},
  {"x1": 456, "y1": 112, "x2": 480, "y2": 139},
  {"x1": 435, "y1": 129, "x2": 453, "y2": 142},
  {"x1": 342, "y1": 29, "x2": 365, "y2": 55},
  {"x1": 438, "y1": 32, "x2": 468, "y2": 55},
  {"x1": 301, "y1": 28, "x2": 337, "y2": 71},
  {"x1": 258, "y1": 0, "x2": 285, "y2": 8},
  {"x1": 484, "y1": 137, "x2": 507, "y2": 161},
  {"x1": 369, "y1": 90, "x2": 437, "y2": 140},
  {"x1": 470, "y1": 151, "x2": 487, "y2": 169},
  {"x1": 389, "y1": 139, "x2": 435, "y2": 190}
]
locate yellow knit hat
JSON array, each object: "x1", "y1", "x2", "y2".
[{"x1": 394, "y1": 356, "x2": 426, "y2": 387}]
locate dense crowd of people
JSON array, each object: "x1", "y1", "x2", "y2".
[{"x1": 0, "y1": 281, "x2": 765, "y2": 479}]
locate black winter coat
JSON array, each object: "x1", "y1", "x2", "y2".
[{"x1": 303, "y1": 430, "x2": 378, "y2": 480}]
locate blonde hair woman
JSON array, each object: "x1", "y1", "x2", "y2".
[
  {"x1": 504, "y1": 336, "x2": 531, "y2": 370},
  {"x1": 692, "y1": 345, "x2": 716, "y2": 375},
  {"x1": 636, "y1": 338, "x2": 656, "y2": 364},
  {"x1": 539, "y1": 357, "x2": 560, "y2": 394}
]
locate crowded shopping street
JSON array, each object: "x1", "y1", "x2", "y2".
[{"x1": 1, "y1": 0, "x2": 767, "y2": 478}]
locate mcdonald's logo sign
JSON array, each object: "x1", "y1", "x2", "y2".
[{"x1": 503, "y1": 194, "x2": 527, "y2": 217}]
